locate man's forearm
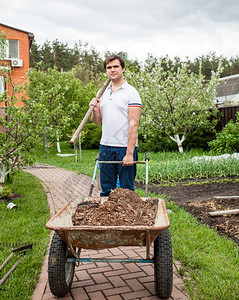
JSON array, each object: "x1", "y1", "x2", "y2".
[
  {"x1": 126, "y1": 123, "x2": 139, "y2": 155},
  {"x1": 91, "y1": 110, "x2": 102, "y2": 124}
]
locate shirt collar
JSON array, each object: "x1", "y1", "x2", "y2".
[{"x1": 107, "y1": 80, "x2": 128, "y2": 91}]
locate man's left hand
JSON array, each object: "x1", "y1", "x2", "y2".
[{"x1": 122, "y1": 154, "x2": 134, "y2": 166}]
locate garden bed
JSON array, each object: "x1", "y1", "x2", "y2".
[{"x1": 136, "y1": 177, "x2": 239, "y2": 244}]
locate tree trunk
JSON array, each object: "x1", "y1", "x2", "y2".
[
  {"x1": 169, "y1": 134, "x2": 186, "y2": 152},
  {"x1": 56, "y1": 134, "x2": 61, "y2": 153},
  {"x1": 0, "y1": 163, "x2": 11, "y2": 185}
]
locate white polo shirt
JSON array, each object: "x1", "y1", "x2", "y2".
[{"x1": 100, "y1": 81, "x2": 142, "y2": 147}]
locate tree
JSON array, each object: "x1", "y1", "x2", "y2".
[
  {"x1": 1, "y1": 32, "x2": 41, "y2": 189},
  {"x1": 0, "y1": 71, "x2": 43, "y2": 187},
  {"x1": 29, "y1": 67, "x2": 98, "y2": 153},
  {"x1": 127, "y1": 58, "x2": 222, "y2": 152}
]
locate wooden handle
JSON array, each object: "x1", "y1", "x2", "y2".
[{"x1": 70, "y1": 78, "x2": 111, "y2": 144}]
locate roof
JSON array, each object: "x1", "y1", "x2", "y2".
[
  {"x1": 216, "y1": 74, "x2": 239, "y2": 97},
  {"x1": 0, "y1": 23, "x2": 34, "y2": 47}
]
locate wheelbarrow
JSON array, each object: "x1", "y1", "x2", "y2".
[{"x1": 46, "y1": 154, "x2": 173, "y2": 299}]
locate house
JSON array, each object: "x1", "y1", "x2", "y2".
[
  {"x1": 216, "y1": 74, "x2": 239, "y2": 107},
  {"x1": 0, "y1": 23, "x2": 34, "y2": 115}
]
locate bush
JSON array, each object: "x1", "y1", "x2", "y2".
[
  {"x1": 81, "y1": 123, "x2": 102, "y2": 149},
  {"x1": 138, "y1": 134, "x2": 177, "y2": 152},
  {"x1": 209, "y1": 113, "x2": 239, "y2": 153},
  {"x1": 184, "y1": 129, "x2": 216, "y2": 151}
]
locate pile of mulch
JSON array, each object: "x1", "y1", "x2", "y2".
[{"x1": 72, "y1": 188, "x2": 158, "y2": 226}]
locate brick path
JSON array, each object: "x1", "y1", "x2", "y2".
[{"x1": 25, "y1": 165, "x2": 189, "y2": 300}]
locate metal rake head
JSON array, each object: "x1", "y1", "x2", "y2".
[{"x1": 0, "y1": 242, "x2": 39, "y2": 248}]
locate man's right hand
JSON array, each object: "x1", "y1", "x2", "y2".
[{"x1": 89, "y1": 98, "x2": 100, "y2": 111}]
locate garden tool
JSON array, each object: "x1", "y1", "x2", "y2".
[
  {"x1": 0, "y1": 244, "x2": 32, "y2": 286},
  {"x1": 70, "y1": 78, "x2": 111, "y2": 144}
]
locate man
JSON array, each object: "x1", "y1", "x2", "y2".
[{"x1": 90, "y1": 54, "x2": 142, "y2": 196}]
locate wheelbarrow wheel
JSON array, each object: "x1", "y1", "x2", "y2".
[
  {"x1": 154, "y1": 228, "x2": 173, "y2": 299},
  {"x1": 48, "y1": 232, "x2": 76, "y2": 297}
]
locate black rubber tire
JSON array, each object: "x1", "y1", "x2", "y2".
[
  {"x1": 48, "y1": 232, "x2": 76, "y2": 297},
  {"x1": 154, "y1": 228, "x2": 173, "y2": 299}
]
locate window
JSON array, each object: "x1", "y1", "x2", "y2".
[
  {"x1": 0, "y1": 76, "x2": 4, "y2": 94},
  {"x1": 5, "y1": 40, "x2": 19, "y2": 59}
]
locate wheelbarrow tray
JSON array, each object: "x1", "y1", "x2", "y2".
[{"x1": 46, "y1": 196, "x2": 170, "y2": 250}]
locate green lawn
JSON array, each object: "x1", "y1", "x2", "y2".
[{"x1": 0, "y1": 172, "x2": 50, "y2": 300}]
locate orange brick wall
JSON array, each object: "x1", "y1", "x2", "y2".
[{"x1": 0, "y1": 24, "x2": 32, "y2": 108}]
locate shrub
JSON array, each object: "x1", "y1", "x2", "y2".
[
  {"x1": 208, "y1": 113, "x2": 239, "y2": 153},
  {"x1": 81, "y1": 123, "x2": 102, "y2": 149}
]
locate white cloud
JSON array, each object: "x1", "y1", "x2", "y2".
[{"x1": 0, "y1": 0, "x2": 239, "y2": 62}]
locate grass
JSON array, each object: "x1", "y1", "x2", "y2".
[{"x1": 0, "y1": 172, "x2": 50, "y2": 300}]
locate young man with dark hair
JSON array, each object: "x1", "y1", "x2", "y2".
[{"x1": 90, "y1": 54, "x2": 142, "y2": 196}]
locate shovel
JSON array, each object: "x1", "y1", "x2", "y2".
[{"x1": 70, "y1": 78, "x2": 111, "y2": 144}]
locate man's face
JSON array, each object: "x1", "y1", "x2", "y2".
[{"x1": 105, "y1": 59, "x2": 125, "y2": 82}]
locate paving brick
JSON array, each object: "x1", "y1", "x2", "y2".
[
  {"x1": 104, "y1": 286, "x2": 132, "y2": 297},
  {"x1": 138, "y1": 275, "x2": 154, "y2": 283},
  {"x1": 104, "y1": 268, "x2": 130, "y2": 277},
  {"x1": 121, "y1": 271, "x2": 147, "y2": 280},
  {"x1": 124, "y1": 263, "x2": 142, "y2": 273},
  {"x1": 71, "y1": 287, "x2": 89, "y2": 300},
  {"x1": 107, "y1": 295, "x2": 124, "y2": 300},
  {"x1": 85, "y1": 282, "x2": 113, "y2": 293},
  {"x1": 109, "y1": 262, "x2": 125, "y2": 270},
  {"x1": 143, "y1": 281, "x2": 155, "y2": 294},
  {"x1": 125, "y1": 278, "x2": 145, "y2": 292},
  {"x1": 121, "y1": 289, "x2": 151, "y2": 299},
  {"x1": 171, "y1": 286, "x2": 189, "y2": 299},
  {"x1": 108, "y1": 275, "x2": 127, "y2": 287},
  {"x1": 141, "y1": 296, "x2": 162, "y2": 300},
  {"x1": 91, "y1": 273, "x2": 108, "y2": 284},
  {"x1": 87, "y1": 265, "x2": 112, "y2": 274},
  {"x1": 73, "y1": 279, "x2": 94, "y2": 288},
  {"x1": 88, "y1": 291, "x2": 106, "y2": 300},
  {"x1": 141, "y1": 265, "x2": 154, "y2": 276},
  {"x1": 75, "y1": 270, "x2": 91, "y2": 281}
]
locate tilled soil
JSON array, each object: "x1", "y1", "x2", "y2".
[
  {"x1": 136, "y1": 177, "x2": 239, "y2": 245},
  {"x1": 72, "y1": 188, "x2": 158, "y2": 226}
]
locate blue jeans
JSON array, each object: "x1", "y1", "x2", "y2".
[{"x1": 99, "y1": 145, "x2": 138, "y2": 197}]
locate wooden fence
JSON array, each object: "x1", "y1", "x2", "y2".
[{"x1": 216, "y1": 105, "x2": 239, "y2": 131}]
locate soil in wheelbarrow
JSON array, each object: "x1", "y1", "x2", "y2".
[
  {"x1": 72, "y1": 188, "x2": 158, "y2": 226},
  {"x1": 136, "y1": 177, "x2": 239, "y2": 245}
]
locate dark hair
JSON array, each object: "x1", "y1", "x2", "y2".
[{"x1": 103, "y1": 54, "x2": 125, "y2": 70}]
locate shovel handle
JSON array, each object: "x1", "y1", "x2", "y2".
[{"x1": 70, "y1": 78, "x2": 111, "y2": 144}]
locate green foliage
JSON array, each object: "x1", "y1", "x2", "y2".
[
  {"x1": 0, "y1": 31, "x2": 7, "y2": 59},
  {"x1": 209, "y1": 113, "x2": 239, "y2": 153},
  {"x1": 0, "y1": 185, "x2": 11, "y2": 197},
  {"x1": 0, "y1": 70, "x2": 43, "y2": 183},
  {"x1": 29, "y1": 67, "x2": 98, "y2": 147},
  {"x1": 126, "y1": 58, "x2": 221, "y2": 152},
  {"x1": 81, "y1": 123, "x2": 102, "y2": 149}
]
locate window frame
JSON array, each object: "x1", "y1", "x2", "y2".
[{"x1": 5, "y1": 39, "x2": 19, "y2": 59}]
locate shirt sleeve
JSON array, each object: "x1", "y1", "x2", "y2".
[{"x1": 128, "y1": 87, "x2": 142, "y2": 108}]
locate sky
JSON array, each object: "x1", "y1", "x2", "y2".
[{"x1": 1, "y1": 0, "x2": 239, "y2": 62}]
